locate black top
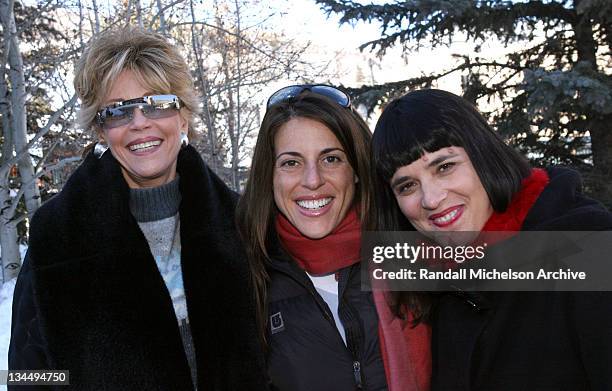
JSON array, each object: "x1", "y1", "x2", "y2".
[
  {"x1": 9, "y1": 146, "x2": 269, "y2": 391},
  {"x1": 266, "y1": 241, "x2": 388, "y2": 391},
  {"x1": 431, "y1": 167, "x2": 612, "y2": 391}
]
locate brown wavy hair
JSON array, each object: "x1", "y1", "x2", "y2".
[{"x1": 236, "y1": 91, "x2": 373, "y2": 345}]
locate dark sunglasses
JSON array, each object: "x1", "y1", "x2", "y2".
[
  {"x1": 266, "y1": 84, "x2": 351, "y2": 109},
  {"x1": 96, "y1": 94, "x2": 181, "y2": 130}
]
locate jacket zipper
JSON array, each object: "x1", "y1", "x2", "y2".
[
  {"x1": 337, "y1": 266, "x2": 366, "y2": 389},
  {"x1": 353, "y1": 360, "x2": 362, "y2": 388},
  {"x1": 268, "y1": 263, "x2": 366, "y2": 388}
]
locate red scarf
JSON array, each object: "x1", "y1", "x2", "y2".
[
  {"x1": 373, "y1": 168, "x2": 550, "y2": 391},
  {"x1": 482, "y1": 168, "x2": 549, "y2": 232},
  {"x1": 275, "y1": 207, "x2": 361, "y2": 274}
]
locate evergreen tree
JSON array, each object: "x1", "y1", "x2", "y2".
[{"x1": 317, "y1": 0, "x2": 612, "y2": 205}]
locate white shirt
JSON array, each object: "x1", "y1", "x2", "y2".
[{"x1": 306, "y1": 272, "x2": 347, "y2": 345}]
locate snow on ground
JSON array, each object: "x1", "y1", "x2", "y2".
[
  {"x1": 1, "y1": 278, "x2": 16, "y2": 391},
  {"x1": 0, "y1": 245, "x2": 25, "y2": 391}
]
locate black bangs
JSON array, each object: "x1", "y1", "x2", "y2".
[
  {"x1": 372, "y1": 89, "x2": 532, "y2": 213},
  {"x1": 372, "y1": 99, "x2": 462, "y2": 182}
]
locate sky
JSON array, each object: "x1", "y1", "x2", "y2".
[
  {"x1": 242, "y1": 0, "x2": 478, "y2": 126},
  {"x1": 271, "y1": 0, "x2": 537, "y2": 125},
  {"x1": 257, "y1": 0, "x2": 522, "y2": 111}
]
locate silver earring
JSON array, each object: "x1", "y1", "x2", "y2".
[
  {"x1": 180, "y1": 132, "x2": 189, "y2": 147},
  {"x1": 93, "y1": 141, "x2": 108, "y2": 159}
]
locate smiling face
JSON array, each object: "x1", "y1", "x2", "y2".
[
  {"x1": 273, "y1": 117, "x2": 356, "y2": 239},
  {"x1": 390, "y1": 146, "x2": 493, "y2": 241},
  {"x1": 100, "y1": 69, "x2": 187, "y2": 188}
]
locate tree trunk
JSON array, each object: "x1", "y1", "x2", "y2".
[
  {"x1": 233, "y1": 0, "x2": 242, "y2": 191},
  {"x1": 91, "y1": 0, "x2": 100, "y2": 34},
  {"x1": 223, "y1": 60, "x2": 238, "y2": 189},
  {"x1": 587, "y1": 116, "x2": 612, "y2": 204},
  {"x1": 136, "y1": 0, "x2": 143, "y2": 28},
  {"x1": 125, "y1": 0, "x2": 133, "y2": 26},
  {"x1": 3, "y1": 1, "x2": 41, "y2": 217},
  {"x1": 219, "y1": 30, "x2": 238, "y2": 189},
  {"x1": 573, "y1": 0, "x2": 612, "y2": 204},
  {"x1": 0, "y1": 89, "x2": 20, "y2": 282},
  {"x1": 190, "y1": 0, "x2": 218, "y2": 172},
  {"x1": 0, "y1": 192, "x2": 20, "y2": 282},
  {"x1": 156, "y1": 0, "x2": 166, "y2": 34}
]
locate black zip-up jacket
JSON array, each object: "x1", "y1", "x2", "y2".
[
  {"x1": 266, "y1": 243, "x2": 388, "y2": 391},
  {"x1": 431, "y1": 167, "x2": 612, "y2": 390}
]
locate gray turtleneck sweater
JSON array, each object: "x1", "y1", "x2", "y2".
[{"x1": 129, "y1": 176, "x2": 197, "y2": 388}]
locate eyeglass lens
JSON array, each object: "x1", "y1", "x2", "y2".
[
  {"x1": 310, "y1": 86, "x2": 350, "y2": 107},
  {"x1": 99, "y1": 95, "x2": 180, "y2": 130},
  {"x1": 267, "y1": 85, "x2": 350, "y2": 108},
  {"x1": 102, "y1": 104, "x2": 177, "y2": 129}
]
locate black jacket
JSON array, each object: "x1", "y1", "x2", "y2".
[
  {"x1": 9, "y1": 146, "x2": 268, "y2": 391},
  {"x1": 265, "y1": 243, "x2": 387, "y2": 391},
  {"x1": 431, "y1": 167, "x2": 612, "y2": 391}
]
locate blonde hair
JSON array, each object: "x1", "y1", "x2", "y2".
[{"x1": 74, "y1": 27, "x2": 200, "y2": 136}]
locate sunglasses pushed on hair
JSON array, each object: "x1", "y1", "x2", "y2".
[
  {"x1": 266, "y1": 84, "x2": 351, "y2": 109},
  {"x1": 96, "y1": 94, "x2": 181, "y2": 130}
]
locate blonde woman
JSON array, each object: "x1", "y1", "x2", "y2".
[{"x1": 9, "y1": 28, "x2": 267, "y2": 391}]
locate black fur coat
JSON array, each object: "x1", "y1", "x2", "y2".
[{"x1": 9, "y1": 146, "x2": 268, "y2": 391}]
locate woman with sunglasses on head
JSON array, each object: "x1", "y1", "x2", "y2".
[
  {"x1": 371, "y1": 89, "x2": 612, "y2": 390},
  {"x1": 236, "y1": 85, "x2": 430, "y2": 391},
  {"x1": 9, "y1": 27, "x2": 268, "y2": 391}
]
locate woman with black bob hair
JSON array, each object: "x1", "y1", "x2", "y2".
[
  {"x1": 371, "y1": 89, "x2": 612, "y2": 390},
  {"x1": 372, "y1": 89, "x2": 531, "y2": 232}
]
